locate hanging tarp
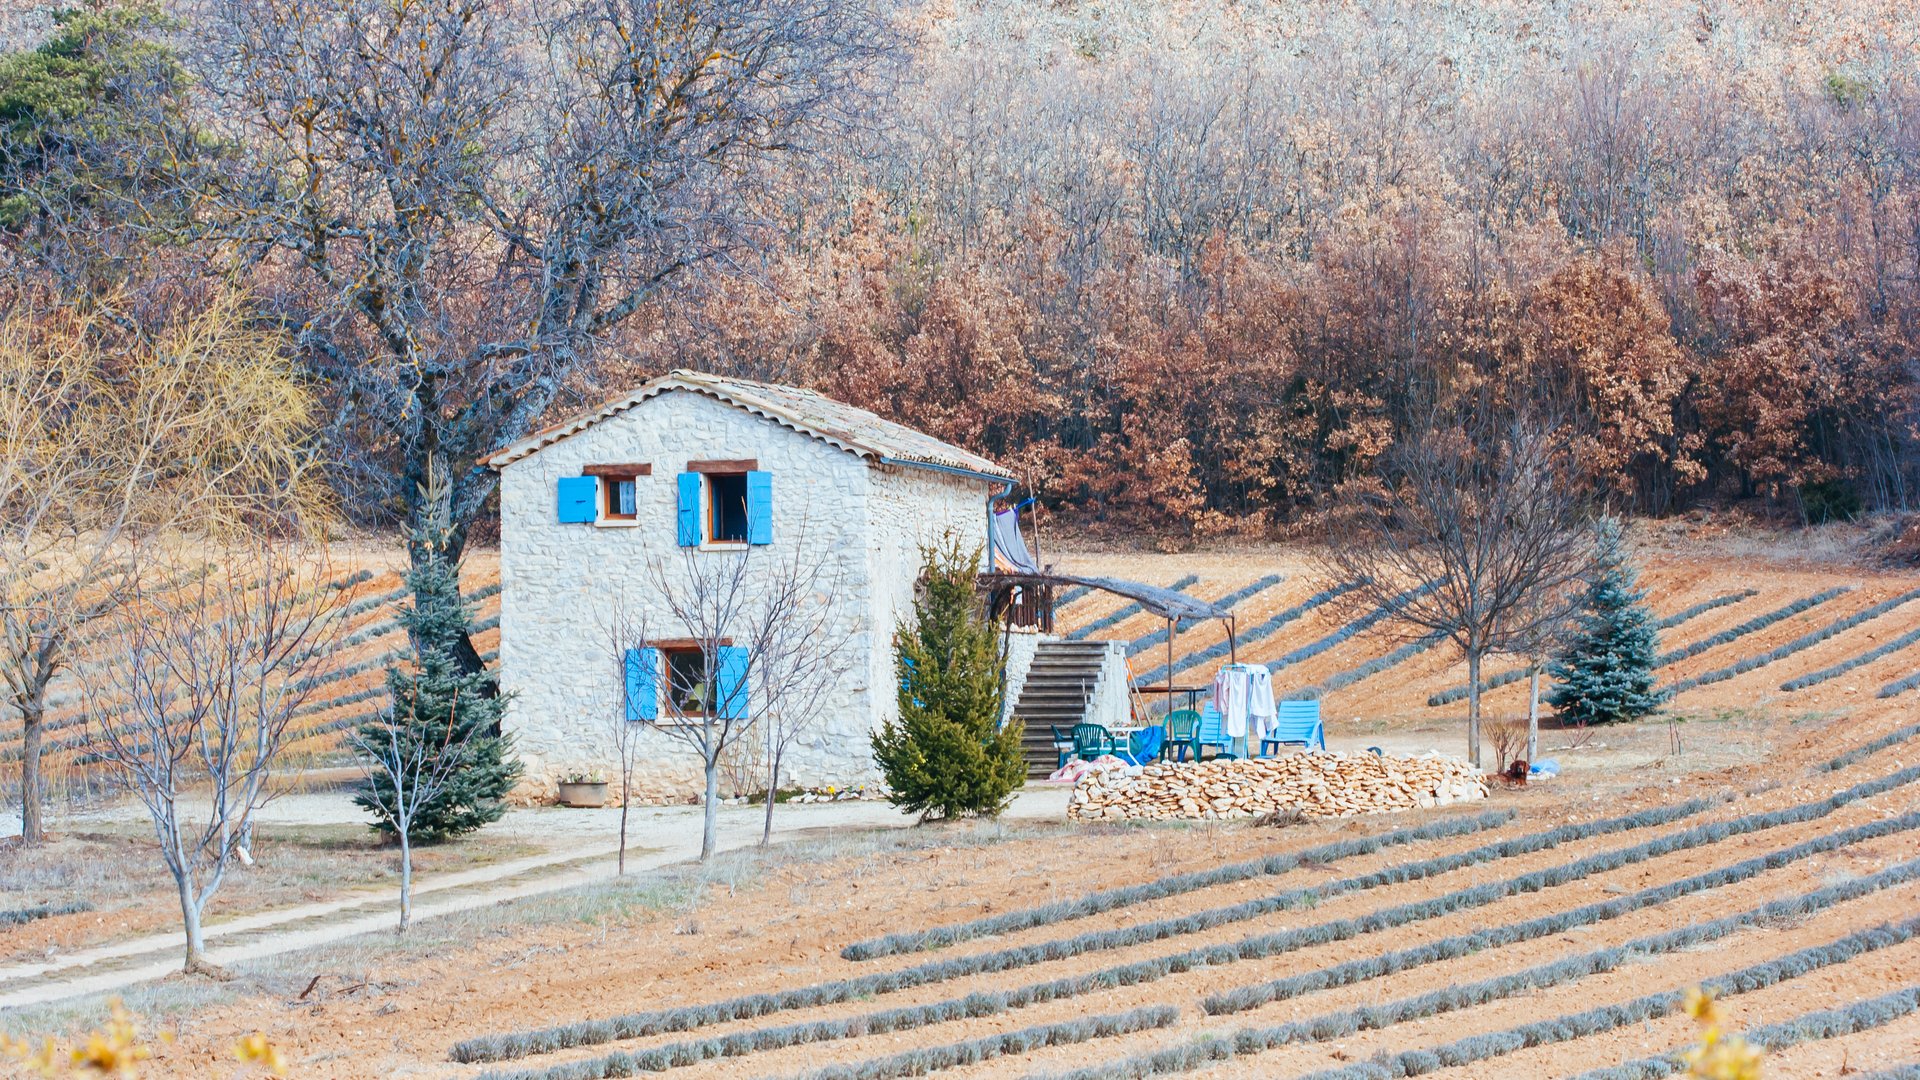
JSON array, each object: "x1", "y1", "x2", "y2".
[
  {"x1": 1057, "y1": 575, "x2": 1230, "y2": 622},
  {"x1": 991, "y1": 507, "x2": 1040, "y2": 574}
]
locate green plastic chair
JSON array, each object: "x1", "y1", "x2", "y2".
[
  {"x1": 1051, "y1": 725, "x2": 1075, "y2": 770},
  {"x1": 1072, "y1": 722, "x2": 1117, "y2": 761},
  {"x1": 1164, "y1": 710, "x2": 1203, "y2": 762}
]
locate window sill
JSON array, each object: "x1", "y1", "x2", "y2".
[
  {"x1": 595, "y1": 518, "x2": 640, "y2": 529},
  {"x1": 697, "y1": 541, "x2": 750, "y2": 552}
]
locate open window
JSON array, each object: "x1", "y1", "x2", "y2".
[
  {"x1": 677, "y1": 461, "x2": 771, "y2": 546},
  {"x1": 707, "y1": 472, "x2": 749, "y2": 543},
  {"x1": 664, "y1": 646, "x2": 710, "y2": 716},
  {"x1": 626, "y1": 641, "x2": 748, "y2": 721}
]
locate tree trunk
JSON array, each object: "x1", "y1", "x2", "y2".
[
  {"x1": 19, "y1": 698, "x2": 43, "y2": 845},
  {"x1": 617, "y1": 780, "x2": 630, "y2": 876},
  {"x1": 761, "y1": 751, "x2": 782, "y2": 846},
  {"x1": 1465, "y1": 649, "x2": 1483, "y2": 769},
  {"x1": 174, "y1": 869, "x2": 211, "y2": 974},
  {"x1": 398, "y1": 833, "x2": 414, "y2": 932},
  {"x1": 700, "y1": 758, "x2": 720, "y2": 861},
  {"x1": 1526, "y1": 665, "x2": 1541, "y2": 766}
]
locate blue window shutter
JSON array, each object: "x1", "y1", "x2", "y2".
[
  {"x1": 625, "y1": 647, "x2": 659, "y2": 722},
  {"x1": 716, "y1": 645, "x2": 749, "y2": 720},
  {"x1": 745, "y1": 470, "x2": 773, "y2": 545},
  {"x1": 676, "y1": 472, "x2": 701, "y2": 546},
  {"x1": 557, "y1": 476, "x2": 598, "y2": 523}
]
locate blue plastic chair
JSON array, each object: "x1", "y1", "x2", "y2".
[
  {"x1": 1196, "y1": 704, "x2": 1238, "y2": 760},
  {"x1": 1164, "y1": 710, "x2": 1203, "y2": 762},
  {"x1": 1260, "y1": 700, "x2": 1327, "y2": 755}
]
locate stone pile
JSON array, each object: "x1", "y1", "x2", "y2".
[{"x1": 1067, "y1": 751, "x2": 1488, "y2": 821}]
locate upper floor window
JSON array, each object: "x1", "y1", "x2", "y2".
[
  {"x1": 678, "y1": 461, "x2": 772, "y2": 547},
  {"x1": 707, "y1": 472, "x2": 749, "y2": 543}
]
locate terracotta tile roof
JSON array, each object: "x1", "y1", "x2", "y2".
[{"x1": 479, "y1": 369, "x2": 1014, "y2": 481}]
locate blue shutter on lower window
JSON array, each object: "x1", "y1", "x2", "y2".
[
  {"x1": 716, "y1": 645, "x2": 749, "y2": 720},
  {"x1": 745, "y1": 470, "x2": 773, "y2": 545},
  {"x1": 676, "y1": 472, "x2": 701, "y2": 546},
  {"x1": 557, "y1": 476, "x2": 598, "y2": 523},
  {"x1": 625, "y1": 647, "x2": 659, "y2": 722}
]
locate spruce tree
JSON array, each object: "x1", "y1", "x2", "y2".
[
  {"x1": 872, "y1": 539, "x2": 1025, "y2": 820},
  {"x1": 1548, "y1": 517, "x2": 1665, "y2": 725},
  {"x1": 355, "y1": 539, "x2": 520, "y2": 843}
]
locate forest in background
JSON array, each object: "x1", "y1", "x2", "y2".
[
  {"x1": 621, "y1": 0, "x2": 1920, "y2": 538},
  {"x1": 1, "y1": 0, "x2": 1917, "y2": 543}
]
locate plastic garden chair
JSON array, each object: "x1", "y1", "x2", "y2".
[
  {"x1": 1196, "y1": 705, "x2": 1238, "y2": 760},
  {"x1": 1165, "y1": 709, "x2": 1203, "y2": 762},
  {"x1": 1050, "y1": 725, "x2": 1075, "y2": 770},
  {"x1": 1072, "y1": 722, "x2": 1118, "y2": 762},
  {"x1": 1259, "y1": 700, "x2": 1327, "y2": 755}
]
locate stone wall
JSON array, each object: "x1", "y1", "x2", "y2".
[
  {"x1": 496, "y1": 387, "x2": 992, "y2": 803},
  {"x1": 861, "y1": 461, "x2": 996, "y2": 746}
]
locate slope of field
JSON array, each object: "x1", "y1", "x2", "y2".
[
  {"x1": 108, "y1": 699, "x2": 1920, "y2": 1079},
  {"x1": 11, "y1": 538, "x2": 1918, "y2": 790}
]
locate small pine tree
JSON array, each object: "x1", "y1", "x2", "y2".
[
  {"x1": 1548, "y1": 517, "x2": 1665, "y2": 725},
  {"x1": 354, "y1": 540, "x2": 520, "y2": 844},
  {"x1": 871, "y1": 539, "x2": 1025, "y2": 821}
]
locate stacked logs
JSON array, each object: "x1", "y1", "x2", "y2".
[{"x1": 1067, "y1": 752, "x2": 1489, "y2": 821}]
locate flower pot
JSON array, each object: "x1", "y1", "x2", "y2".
[{"x1": 557, "y1": 781, "x2": 608, "y2": 808}]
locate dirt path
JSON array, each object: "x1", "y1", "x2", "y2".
[{"x1": 0, "y1": 788, "x2": 1072, "y2": 1012}]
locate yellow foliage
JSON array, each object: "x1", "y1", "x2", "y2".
[
  {"x1": 1682, "y1": 987, "x2": 1765, "y2": 1080},
  {"x1": 1, "y1": 1000, "x2": 285, "y2": 1078}
]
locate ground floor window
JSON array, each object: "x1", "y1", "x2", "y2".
[{"x1": 664, "y1": 646, "x2": 711, "y2": 716}]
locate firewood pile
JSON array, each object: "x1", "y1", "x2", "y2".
[{"x1": 1067, "y1": 752, "x2": 1489, "y2": 821}]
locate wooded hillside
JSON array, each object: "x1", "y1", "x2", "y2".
[{"x1": 2, "y1": 0, "x2": 1917, "y2": 539}]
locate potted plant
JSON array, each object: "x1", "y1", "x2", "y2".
[{"x1": 557, "y1": 771, "x2": 609, "y2": 808}]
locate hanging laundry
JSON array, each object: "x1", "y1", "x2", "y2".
[
  {"x1": 1246, "y1": 666, "x2": 1277, "y2": 745},
  {"x1": 1211, "y1": 663, "x2": 1258, "y2": 740}
]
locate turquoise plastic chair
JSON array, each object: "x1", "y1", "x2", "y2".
[
  {"x1": 1072, "y1": 722, "x2": 1119, "y2": 761},
  {"x1": 1260, "y1": 700, "x2": 1327, "y2": 755},
  {"x1": 1050, "y1": 725, "x2": 1075, "y2": 770},
  {"x1": 1196, "y1": 705, "x2": 1238, "y2": 760},
  {"x1": 1164, "y1": 709, "x2": 1203, "y2": 762}
]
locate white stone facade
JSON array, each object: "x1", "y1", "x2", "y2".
[{"x1": 494, "y1": 387, "x2": 997, "y2": 803}]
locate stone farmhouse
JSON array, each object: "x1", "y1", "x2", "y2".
[{"x1": 482, "y1": 369, "x2": 1032, "y2": 801}]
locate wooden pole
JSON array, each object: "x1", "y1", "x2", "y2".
[{"x1": 1165, "y1": 618, "x2": 1175, "y2": 721}]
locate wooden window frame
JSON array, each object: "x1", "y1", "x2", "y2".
[
  {"x1": 586, "y1": 463, "x2": 650, "y2": 524},
  {"x1": 687, "y1": 458, "x2": 757, "y2": 474},
  {"x1": 659, "y1": 641, "x2": 733, "y2": 719},
  {"x1": 702, "y1": 470, "x2": 751, "y2": 546}
]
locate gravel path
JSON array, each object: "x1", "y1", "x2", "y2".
[{"x1": 0, "y1": 787, "x2": 1072, "y2": 1012}]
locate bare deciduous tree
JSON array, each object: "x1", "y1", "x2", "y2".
[
  {"x1": 0, "y1": 299, "x2": 317, "y2": 844},
  {"x1": 748, "y1": 539, "x2": 851, "y2": 845},
  {"x1": 82, "y1": 541, "x2": 344, "y2": 974},
  {"x1": 189, "y1": 0, "x2": 901, "y2": 678},
  {"x1": 349, "y1": 698, "x2": 468, "y2": 931},
  {"x1": 1322, "y1": 408, "x2": 1595, "y2": 768},
  {"x1": 600, "y1": 604, "x2": 652, "y2": 877},
  {"x1": 608, "y1": 527, "x2": 847, "y2": 861}
]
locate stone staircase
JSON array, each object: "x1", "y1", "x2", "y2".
[{"x1": 1010, "y1": 640, "x2": 1113, "y2": 777}]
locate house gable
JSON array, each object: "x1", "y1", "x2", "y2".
[{"x1": 482, "y1": 369, "x2": 1013, "y2": 484}]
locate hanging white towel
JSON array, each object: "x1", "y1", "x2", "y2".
[
  {"x1": 1213, "y1": 665, "x2": 1253, "y2": 739},
  {"x1": 1246, "y1": 667, "x2": 1277, "y2": 744}
]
